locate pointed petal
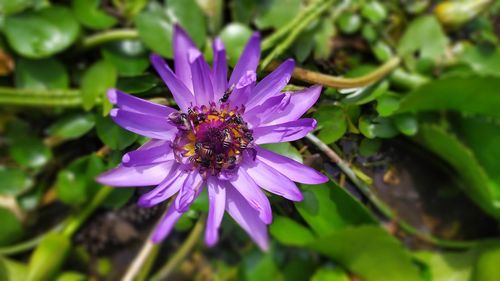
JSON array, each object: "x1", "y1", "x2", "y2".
[
  {"x1": 205, "y1": 177, "x2": 226, "y2": 246},
  {"x1": 110, "y1": 108, "x2": 177, "y2": 139},
  {"x1": 138, "y1": 168, "x2": 187, "y2": 207},
  {"x1": 244, "y1": 158, "x2": 303, "y2": 201},
  {"x1": 228, "y1": 70, "x2": 256, "y2": 107},
  {"x1": 228, "y1": 33, "x2": 260, "y2": 87},
  {"x1": 253, "y1": 118, "x2": 317, "y2": 144},
  {"x1": 229, "y1": 169, "x2": 272, "y2": 224},
  {"x1": 107, "y1": 89, "x2": 176, "y2": 117},
  {"x1": 122, "y1": 140, "x2": 174, "y2": 167},
  {"x1": 150, "y1": 54, "x2": 194, "y2": 111},
  {"x1": 225, "y1": 185, "x2": 269, "y2": 251},
  {"x1": 245, "y1": 59, "x2": 295, "y2": 110},
  {"x1": 212, "y1": 38, "x2": 227, "y2": 101},
  {"x1": 152, "y1": 203, "x2": 184, "y2": 243},
  {"x1": 96, "y1": 161, "x2": 175, "y2": 187},
  {"x1": 175, "y1": 171, "x2": 203, "y2": 212},
  {"x1": 173, "y1": 24, "x2": 197, "y2": 92},
  {"x1": 244, "y1": 94, "x2": 287, "y2": 127},
  {"x1": 264, "y1": 85, "x2": 322, "y2": 126},
  {"x1": 255, "y1": 146, "x2": 328, "y2": 184},
  {"x1": 189, "y1": 48, "x2": 214, "y2": 105}
]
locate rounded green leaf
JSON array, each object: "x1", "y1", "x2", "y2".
[
  {"x1": 359, "y1": 116, "x2": 398, "y2": 139},
  {"x1": 376, "y1": 94, "x2": 400, "y2": 117},
  {"x1": 4, "y1": 6, "x2": 80, "y2": 58},
  {"x1": 81, "y1": 60, "x2": 117, "y2": 111},
  {"x1": 72, "y1": 0, "x2": 117, "y2": 30},
  {"x1": 394, "y1": 113, "x2": 418, "y2": 136},
  {"x1": 254, "y1": 0, "x2": 301, "y2": 29},
  {"x1": 14, "y1": 57, "x2": 69, "y2": 90},
  {"x1": 0, "y1": 167, "x2": 33, "y2": 196},
  {"x1": 338, "y1": 12, "x2": 362, "y2": 34},
  {"x1": 474, "y1": 247, "x2": 500, "y2": 281},
  {"x1": 261, "y1": 142, "x2": 303, "y2": 163},
  {"x1": 46, "y1": 113, "x2": 95, "y2": 140},
  {"x1": 167, "y1": 0, "x2": 207, "y2": 48},
  {"x1": 101, "y1": 40, "x2": 150, "y2": 76},
  {"x1": 0, "y1": 0, "x2": 33, "y2": 15},
  {"x1": 311, "y1": 268, "x2": 349, "y2": 281},
  {"x1": 27, "y1": 233, "x2": 70, "y2": 281},
  {"x1": 361, "y1": 1, "x2": 387, "y2": 24},
  {"x1": 117, "y1": 74, "x2": 160, "y2": 93},
  {"x1": 95, "y1": 114, "x2": 138, "y2": 150},
  {"x1": 220, "y1": 23, "x2": 253, "y2": 67},
  {"x1": 102, "y1": 188, "x2": 134, "y2": 209},
  {"x1": 270, "y1": 216, "x2": 316, "y2": 246},
  {"x1": 134, "y1": 2, "x2": 173, "y2": 58},
  {"x1": 314, "y1": 105, "x2": 347, "y2": 144},
  {"x1": 359, "y1": 138, "x2": 381, "y2": 157},
  {"x1": 8, "y1": 137, "x2": 52, "y2": 168},
  {"x1": 0, "y1": 207, "x2": 24, "y2": 246}
]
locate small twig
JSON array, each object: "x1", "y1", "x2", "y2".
[
  {"x1": 81, "y1": 29, "x2": 139, "y2": 50},
  {"x1": 267, "y1": 57, "x2": 401, "y2": 89},
  {"x1": 305, "y1": 133, "x2": 478, "y2": 249},
  {"x1": 150, "y1": 215, "x2": 206, "y2": 281}
]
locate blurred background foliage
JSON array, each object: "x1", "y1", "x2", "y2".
[{"x1": 1, "y1": 0, "x2": 500, "y2": 280}]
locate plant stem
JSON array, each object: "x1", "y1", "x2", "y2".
[
  {"x1": 261, "y1": 0, "x2": 325, "y2": 51},
  {"x1": 266, "y1": 57, "x2": 401, "y2": 89},
  {"x1": 260, "y1": 0, "x2": 334, "y2": 70},
  {"x1": 81, "y1": 29, "x2": 140, "y2": 50},
  {"x1": 0, "y1": 223, "x2": 64, "y2": 255},
  {"x1": 61, "y1": 186, "x2": 114, "y2": 238},
  {"x1": 0, "y1": 87, "x2": 82, "y2": 107},
  {"x1": 305, "y1": 133, "x2": 478, "y2": 249},
  {"x1": 150, "y1": 215, "x2": 206, "y2": 281}
]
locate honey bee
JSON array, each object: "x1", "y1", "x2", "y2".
[
  {"x1": 215, "y1": 154, "x2": 225, "y2": 166},
  {"x1": 195, "y1": 142, "x2": 213, "y2": 157},
  {"x1": 220, "y1": 84, "x2": 235, "y2": 103},
  {"x1": 239, "y1": 139, "x2": 249, "y2": 149},
  {"x1": 222, "y1": 128, "x2": 232, "y2": 148}
]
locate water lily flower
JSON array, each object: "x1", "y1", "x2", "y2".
[{"x1": 97, "y1": 25, "x2": 328, "y2": 250}]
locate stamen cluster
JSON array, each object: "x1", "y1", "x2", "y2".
[{"x1": 169, "y1": 102, "x2": 254, "y2": 178}]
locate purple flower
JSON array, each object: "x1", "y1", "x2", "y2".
[{"x1": 97, "y1": 25, "x2": 328, "y2": 251}]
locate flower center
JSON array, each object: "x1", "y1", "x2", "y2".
[{"x1": 169, "y1": 102, "x2": 254, "y2": 178}]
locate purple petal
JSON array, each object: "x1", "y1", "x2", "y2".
[
  {"x1": 152, "y1": 203, "x2": 184, "y2": 243},
  {"x1": 264, "y1": 85, "x2": 322, "y2": 126},
  {"x1": 175, "y1": 171, "x2": 203, "y2": 212},
  {"x1": 122, "y1": 140, "x2": 174, "y2": 167},
  {"x1": 243, "y1": 157, "x2": 303, "y2": 201},
  {"x1": 253, "y1": 118, "x2": 317, "y2": 144},
  {"x1": 173, "y1": 24, "x2": 197, "y2": 92},
  {"x1": 228, "y1": 33, "x2": 260, "y2": 87},
  {"x1": 138, "y1": 167, "x2": 186, "y2": 207},
  {"x1": 107, "y1": 89, "x2": 176, "y2": 117},
  {"x1": 225, "y1": 185, "x2": 270, "y2": 251},
  {"x1": 189, "y1": 48, "x2": 214, "y2": 106},
  {"x1": 244, "y1": 94, "x2": 287, "y2": 127},
  {"x1": 255, "y1": 146, "x2": 328, "y2": 184},
  {"x1": 110, "y1": 108, "x2": 177, "y2": 139},
  {"x1": 245, "y1": 59, "x2": 295, "y2": 110},
  {"x1": 229, "y1": 169, "x2": 272, "y2": 224},
  {"x1": 228, "y1": 70, "x2": 256, "y2": 107},
  {"x1": 205, "y1": 177, "x2": 226, "y2": 246},
  {"x1": 150, "y1": 54, "x2": 194, "y2": 111},
  {"x1": 212, "y1": 38, "x2": 227, "y2": 101},
  {"x1": 96, "y1": 161, "x2": 175, "y2": 187}
]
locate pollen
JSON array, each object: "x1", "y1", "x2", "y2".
[{"x1": 169, "y1": 102, "x2": 254, "y2": 178}]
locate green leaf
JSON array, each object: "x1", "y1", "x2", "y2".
[
  {"x1": 117, "y1": 74, "x2": 160, "y2": 93},
  {"x1": 0, "y1": 0, "x2": 33, "y2": 15},
  {"x1": 101, "y1": 40, "x2": 150, "y2": 76},
  {"x1": 46, "y1": 113, "x2": 95, "y2": 140},
  {"x1": 4, "y1": 6, "x2": 80, "y2": 58},
  {"x1": 242, "y1": 250, "x2": 283, "y2": 281},
  {"x1": 338, "y1": 12, "x2": 362, "y2": 34},
  {"x1": 95, "y1": 114, "x2": 138, "y2": 150},
  {"x1": 359, "y1": 138, "x2": 381, "y2": 157},
  {"x1": 0, "y1": 207, "x2": 24, "y2": 246},
  {"x1": 72, "y1": 0, "x2": 117, "y2": 30},
  {"x1": 167, "y1": 0, "x2": 207, "y2": 48},
  {"x1": 313, "y1": 18, "x2": 335, "y2": 60},
  {"x1": 414, "y1": 250, "x2": 475, "y2": 281},
  {"x1": 393, "y1": 113, "x2": 418, "y2": 136},
  {"x1": 102, "y1": 188, "x2": 134, "y2": 209},
  {"x1": 56, "y1": 271, "x2": 87, "y2": 281},
  {"x1": 0, "y1": 258, "x2": 28, "y2": 281},
  {"x1": 0, "y1": 167, "x2": 33, "y2": 196},
  {"x1": 14, "y1": 57, "x2": 68, "y2": 90},
  {"x1": 474, "y1": 246, "x2": 500, "y2": 281},
  {"x1": 308, "y1": 226, "x2": 422, "y2": 281},
  {"x1": 296, "y1": 181, "x2": 376, "y2": 236},
  {"x1": 397, "y1": 76, "x2": 500, "y2": 118},
  {"x1": 342, "y1": 80, "x2": 389, "y2": 105},
  {"x1": 460, "y1": 45, "x2": 500, "y2": 77},
  {"x1": 311, "y1": 267, "x2": 349, "y2": 281},
  {"x1": 220, "y1": 23, "x2": 253, "y2": 67},
  {"x1": 254, "y1": 0, "x2": 301, "y2": 29},
  {"x1": 270, "y1": 216, "x2": 316, "y2": 246},
  {"x1": 376, "y1": 94, "x2": 400, "y2": 117},
  {"x1": 135, "y1": 2, "x2": 173, "y2": 58},
  {"x1": 415, "y1": 124, "x2": 500, "y2": 218},
  {"x1": 8, "y1": 137, "x2": 52, "y2": 168},
  {"x1": 397, "y1": 15, "x2": 448, "y2": 61},
  {"x1": 359, "y1": 116, "x2": 398, "y2": 139},
  {"x1": 314, "y1": 105, "x2": 347, "y2": 144},
  {"x1": 55, "y1": 154, "x2": 105, "y2": 205},
  {"x1": 27, "y1": 233, "x2": 70, "y2": 281},
  {"x1": 361, "y1": 1, "x2": 387, "y2": 24},
  {"x1": 81, "y1": 60, "x2": 117, "y2": 111},
  {"x1": 260, "y1": 143, "x2": 302, "y2": 163}
]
